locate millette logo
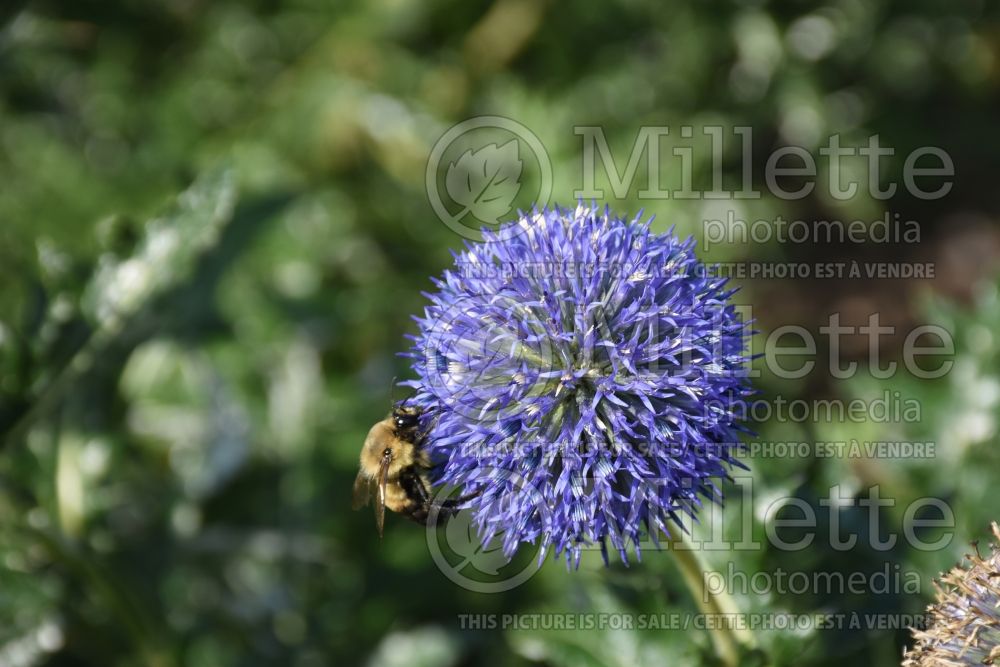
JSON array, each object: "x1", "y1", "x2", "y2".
[{"x1": 426, "y1": 115, "x2": 552, "y2": 240}]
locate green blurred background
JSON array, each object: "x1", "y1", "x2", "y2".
[{"x1": 2, "y1": 1, "x2": 1000, "y2": 665}]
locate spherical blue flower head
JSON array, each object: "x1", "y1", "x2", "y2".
[{"x1": 405, "y1": 204, "x2": 753, "y2": 566}]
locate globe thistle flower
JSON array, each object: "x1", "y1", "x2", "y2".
[
  {"x1": 405, "y1": 204, "x2": 753, "y2": 565},
  {"x1": 904, "y1": 523, "x2": 1000, "y2": 666}
]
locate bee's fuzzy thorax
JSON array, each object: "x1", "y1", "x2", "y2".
[{"x1": 360, "y1": 418, "x2": 425, "y2": 479}]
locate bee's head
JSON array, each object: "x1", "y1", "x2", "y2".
[{"x1": 391, "y1": 404, "x2": 421, "y2": 432}]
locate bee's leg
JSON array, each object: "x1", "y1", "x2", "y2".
[
  {"x1": 399, "y1": 468, "x2": 471, "y2": 526},
  {"x1": 404, "y1": 505, "x2": 430, "y2": 525},
  {"x1": 441, "y1": 488, "x2": 482, "y2": 506},
  {"x1": 427, "y1": 486, "x2": 482, "y2": 525},
  {"x1": 398, "y1": 468, "x2": 433, "y2": 525}
]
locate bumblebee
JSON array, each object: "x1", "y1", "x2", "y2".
[{"x1": 352, "y1": 403, "x2": 476, "y2": 537}]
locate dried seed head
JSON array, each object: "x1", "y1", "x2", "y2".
[{"x1": 904, "y1": 523, "x2": 1000, "y2": 666}]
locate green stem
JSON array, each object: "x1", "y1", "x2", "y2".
[{"x1": 667, "y1": 530, "x2": 756, "y2": 667}]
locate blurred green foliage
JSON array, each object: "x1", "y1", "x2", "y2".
[{"x1": 2, "y1": 1, "x2": 1000, "y2": 666}]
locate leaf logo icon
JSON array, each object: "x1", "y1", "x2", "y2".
[
  {"x1": 444, "y1": 509, "x2": 510, "y2": 576},
  {"x1": 445, "y1": 140, "x2": 523, "y2": 225}
]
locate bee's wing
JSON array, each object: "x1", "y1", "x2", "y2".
[
  {"x1": 352, "y1": 470, "x2": 372, "y2": 510},
  {"x1": 375, "y1": 450, "x2": 392, "y2": 539}
]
